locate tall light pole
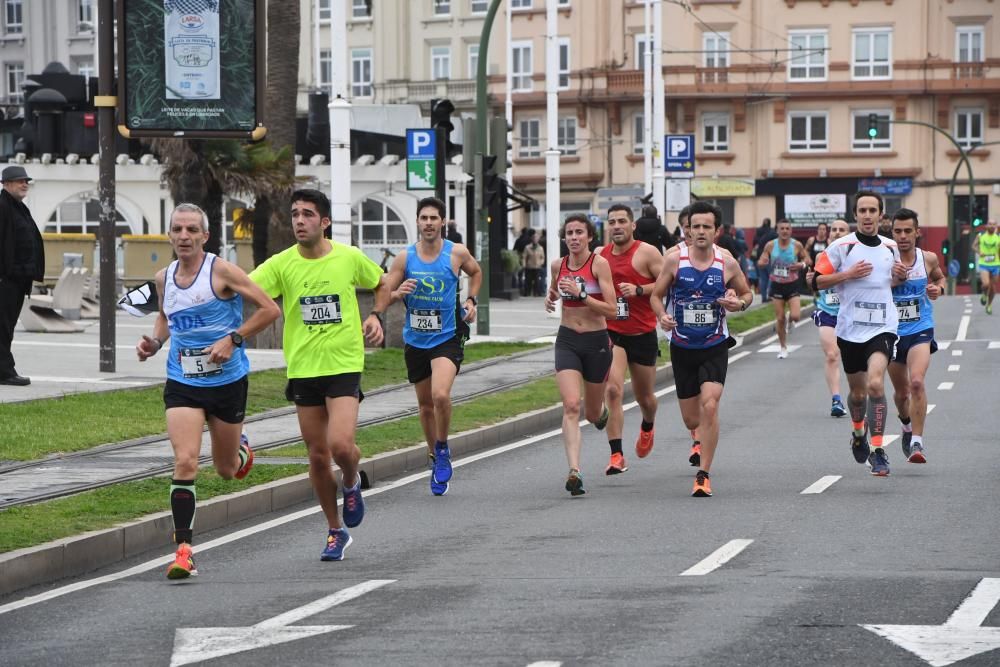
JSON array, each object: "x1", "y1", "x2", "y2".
[
  {"x1": 544, "y1": 0, "x2": 560, "y2": 286},
  {"x1": 328, "y1": 0, "x2": 352, "y2": 245},
  {"x1": 642, "y1": 0, "x2": 652, "y2": 197},
  {"x1": 651, "y1": 0, "x2": 665, "y2": 214},
  {"x1": 96, "y1": 0, "x2": 116, "y2": 372}
]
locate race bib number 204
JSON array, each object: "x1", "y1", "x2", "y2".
[{"x1": 300, "y1": 295, "x2": 342, "y2": 325}]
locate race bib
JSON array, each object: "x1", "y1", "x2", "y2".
[
  {"x1": 853, "y1": 301, "x2": 887, "y2": 327},
  {"x1": 409, "y1": 309, "x2": 442, "y2": 332},
  {"x1": 772, "y1": 266, "x2": 789, "y2": 278},
  {"x1": 616, "y1": 297, "x2": 629, "y2": 320},
  {"x1": 682, "y1": 303, "x2": 717, "y2": 327},
  {"x1": 179, "y1": 348, "x2": 222, "y2": 378},
  {"x1": 299, "y1": 295, "x2": 341, "y2": 325},
  {"x1": 825, "y1": 291, "x2": 840, "y2": 306},
  {"x1": 983, "y1": 254, "x2": 996, "y2": 263},
  {"x1": 896, "y1": 298, "x2": 920, "y2": 322},
  {"x1": 558, "y1": 275, "x2": 586, "y2": 300}
]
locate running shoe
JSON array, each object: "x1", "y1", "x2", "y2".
[
  {"x1": 433, "y1": 442, "x2": 453, "y2": 483},
  {"x1": 342, "y1": 477, "x2": 365, "y2": 528},
  {"x1": 692, "y1": 470, "x2": 712, "y2": 497},
  {"x1": 565, "y1": 469, "x2": 585, "y2": 496},
  {"x1": 900, "y1": 431, "x2": 913, "y2": 458},
  {"x1": 320, "y1": 528, "x2": 353, "y2": 561},
  {"x1": 605, "y1": 452, "x2": 628, "y2": 475},
  {"x1": 777, "y1": 346, "x2": 788, "y2": 359},
  {"x1": 166, "y1": 543, "x2": 197, "y2": 580},
  {"x1": 907, "y1": 442, "x2": 926, "y2": 464},
  {"x1": 593, "y1": 405, "x2": 610, "y2": 431},
  {"x1": 830, "y1": 399, "x2": 847, "y2": 418},
  {"x1": 428, "y1": 455, "x2": 449, "y2": 496},
  {"x1": 689, "y1": 441, "x2": 702, "y2": 467},
  {"x1": 982, "y1": 293, "x2": 988, "y2": 306},
  {"x1": 987, "y1": 304, "x2": 994, "y2": 316},
  {"x1": 869, "y1": 447, "x2": 890, "y2": 476},
  {"x1": 234, "y1": 432, "x2": 254, "y2": 480},
  {"x1": 850, "y1": 429, "x2": 870, "y2": 464},
  {"x1": 635, "y1": 429, "x2": 655, "y2": 458}
]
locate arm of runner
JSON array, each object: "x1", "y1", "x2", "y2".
[
  {"x1": 587, "y1": 255, "x2": 619, "y2": 319},
  {"x1": 720, "y1": 255, "x2": 753, "y2": 312},
  {"x1": 925, "y1": 252, "x2": 946, "y2": 300},
  {"x1": 203, "y1": 260, "x2": 282, "y2": 365},
  {"x1": 544, "y1": 257, "x2": 561, "y2": 313},
  {"x1": 137, "y1": 269, "x2": 169, "y2": 362},
  {"x1": 796, "y1": 240, "x2": 812, "y2": 268},
  {"x1": 385, "y1": 250, "x2": 415, "y2": 305},
  {"x1": 650, "y1": 252, "x2": 678, "y2": 326},
  {"x1": 362, "y1": 274, "x2": 390, "y2": 347},
  {"x1": 458, "y1": 245, "x2": 483, "y2": 323},
  {"x1": 756, "y1": 240, "x2": 773, "y2": 268},
  {"x1": 617, "y1": 245, "x2": 663, "y2": 298}
]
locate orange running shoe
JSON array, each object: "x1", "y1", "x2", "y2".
[
  {"x1": 166, "y1": 543, "x2": 197, "y2": 580},
  {"x1": 605, "y1": 452, "x2": 628, "y2": 475},
  {"x1": 635, "y1": 429, "x2": 655, "y2": 458},
  {"x1": 691, "y1": 470, "x2": 712, "y2": 497},
  {"x1": 688, "y1": 441, "x2": 702, "y2": 467}
]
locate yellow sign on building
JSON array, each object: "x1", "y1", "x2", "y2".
[{"x1": 690, "y1": 179, "x2": 755, "y2": 198}]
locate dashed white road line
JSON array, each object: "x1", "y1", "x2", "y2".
[
  {"x1": 927, "y1": 404, "x2": 936, "y2": 414},
  {"x1": 758, "y1": 344, "x2": 801, "y2": 355},
  {"x1": 937, "y1": 382, "x2": 954, "y2": 391},
  {"x1": 952, "y1": 350, "x2": 963, "y2": 357},
  {"x1": 526, "y1": 662, "x2": 562, "y2": 667},
  {"x1": 680, "y1": 539, "x2": 754, "y2": 576},
  {"x1": 801, "y1": 475, "x2": 842, "y2": 495},
  {"x1": 989, "y1": 341, "x2": 1000, "y2": 350},
  {"x1": 937, "y1": 341, "x2": 951, "y2": 350},
  {"x1": 956, "y1": 315, "x2": 970, "y2": 341},
  {"x1": 948, "y1": 364, "x2": 961, "y2": 372}
]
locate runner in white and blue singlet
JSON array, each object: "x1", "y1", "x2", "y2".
[{"x1": 808, "y1": 219, "x2": 851, "y2": 417}]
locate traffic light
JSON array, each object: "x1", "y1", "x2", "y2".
[
  {"x1": 430, "y1": 98, "x2": 455, "y2": 137},
  {"x1": 941, "y1": 239, "x2": 950, "y2": 256},
  {"x1": 429, "y1": 98, "x2": 455, "y2": 201},
  {"x1": 490, "y1": 116, "x2": 512, "y2": 175},
  {"x1": 867, "y1": 113, "x2": 879, "y2": 139},
  {"x1": 973, "y1": 217, "x2": 983, "y2": 228}
]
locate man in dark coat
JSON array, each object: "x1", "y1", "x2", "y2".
[
  {"x1": 0, "y1": 166, "x2": 44, "y2": 385},
  {"x1": 633, "y1": 204, "x2": 673, "y2": 254}
]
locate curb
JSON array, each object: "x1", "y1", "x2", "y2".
[{"x1": 0, "y1": 308, "x2": 801, "y2": 598}]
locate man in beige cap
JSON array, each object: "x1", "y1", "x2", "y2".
[{"x1": 0, "y1": 165, "x2": 43, "y2": 385}]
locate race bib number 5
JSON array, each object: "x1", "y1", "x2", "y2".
[
  {"x1": 180, "y1": 348, "x2": 222, "y2": 378},
  {"x1": 896, "y1": 298, "x2": 920, "y2": 322},
  {"x1": 682, "y1": 303, "x2": 717, "y2": 327},
  {"x1": 300, "y1": 295, "x2": 341, "y2": 325}
]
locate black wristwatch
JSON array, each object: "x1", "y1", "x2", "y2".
[
  {"x1": 466, "y1": 296, "x2": 478, "y2": 306},
  {"x1": 229, "y1": 331, "x2": 244, "y2": 347},
  {"x1": 635, "y1": 285, "x2": 644, "y2": 296}
]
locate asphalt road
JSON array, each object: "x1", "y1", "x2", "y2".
[{"x1": 1, "y1": 295, "x2": 997, "y2": 666}]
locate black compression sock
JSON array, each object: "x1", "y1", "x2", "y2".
[
  {"x1": 641, "y1": 420, "x2": 654, "y2": 432},
  {"x1": 609, "y1": 438, "x2": 623, "y2": 455},
  {"x1": 170, "y1": 479, "x2": 196, "y2": 545}
]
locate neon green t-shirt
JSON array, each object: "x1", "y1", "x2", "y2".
[
  {"x1": 250, "y1": 242, "x2": 383, "y2": 378},
  {"x1": 979, "y1": 232, "x2": 999, "y2": 266}
]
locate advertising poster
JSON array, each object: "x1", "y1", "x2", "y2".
[{"x1": 784, "y1": 194, "x2": 846, "y2": 227}]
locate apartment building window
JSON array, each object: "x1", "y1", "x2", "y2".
[
  {"x1": 511, "y1": 41, "x2": 533, "y2": 91},
  {"x1": 635, "y1": 34, "x2": 650, "y2": 71},
  {"x1": 558, "y1": 38, "x2": 570, "y2": 89},
  {"x1": 431, "y1": 46, "x2": 451, "y2": 80},
  {"x1": 852, "y1": 28, "x2": 891, "y2": 79},
  {"x1": 74, "y1": 58, "x2": 95, "y2": 80},
  {"x1": 467, "y1": 44, "x2": 479, "y2": 78},
  {"x1": 558, "y1": 117, "x2": 577, "y2": 156},
  {"x1": 702, "y1": 112, "x2": 729, "y2": 152},
  {"x1": 703, "y1": 32, "x2": 729, "y2": 68},
  {"x1": 319, "y1": 0, "x2": 331, "y2": 21},
  {"x1": 360, "y1": 198, "x2": 408, "y2": 246},
  {"x1": 471, "y1": 0, "x2": 488, "y2": 13},
  {"x1": 318, "y1": 49, "x2": 332, "y2": 92},
  {"x1": 77, "y1": 0, "x2": 94, "y2": 32},
  {"x1": 352, "y1": 48, "x2": 372, "y2": 97},
  {"x1": 4, "y1": 0, "x2": 22, "y2": 35},
  {"x1": 46, "y1": 199, "x2": 131, "y2": 236},
  {"x1": 788, "y1": 111, "x2": 828, "y2": 152},
  {"x1": 956, "y1": 26, "x2": 984, "y2": 62},
  {"x1": 511, "y1": 0, "x2": 532, "y2": 9},
  {"x1": 852, "y1": 111, "x2": 891, "y2": 150},
  {"x1": 351, "y1": 0, "x2": 372, "y2": 19},
  {"x1": 788, "y1": 30, "x2": 827, "y2": 81},
  {"x1": 954, "y1": 108, "x2": 983, "y2": 148},
  {"x1": 633, "y1": 114, "x2": 644, "y2": 155},
  {"x1": 5, "y1": 62, "x2": 23, "y2": 103},
  {"x1": 518, "y1": 118, "x2": 540, "y2": 158},
  {"x1": 433, "y1": 0, "x2": 450, "y2": 16}
]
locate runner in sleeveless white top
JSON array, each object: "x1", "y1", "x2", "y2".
[
  {"x1": 135, "y1": 203, "x2": 280, "y2": 579},
  {"x1": 887, "y1": 209, "x2": 945, "y2": 464},
  {"x1": 814, "y1": 191, "x2": 908, "y2": 477},
  {"x1": 805, "y1": 219, "x2": 851, "y2": 417}
]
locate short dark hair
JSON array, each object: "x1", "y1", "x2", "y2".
[
  {"x1": 853, "y1": 190, "x2": 884, "y2": 214},
  {"x1": 776, "y1": 218, "x2": 792, "y2": 227},
  {"x1": 561, "y1": 213, "x2": 596, "y2": 239},
  {"x1": 416, "y1": 196, "x2": 446, "y2": 219},
  {"x1": 608, "y1": 203, "x2": 634, "y2": 220},
  {"x1": 678, "y1": 205, "x2": 692, "y2": 225},
  {"x1": 688, "y1": 201, "x2": 722, "y2": 229},
  {"x1": 892, "y1": 208, "x2": 919, "y2": 227},
  {"x1": 291, "y1": 189, "x2": 330, "y2": 219}
]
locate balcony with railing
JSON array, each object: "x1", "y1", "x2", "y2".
[{"x1": 375, "y1": 79, "x2": 477, "y2": 106}]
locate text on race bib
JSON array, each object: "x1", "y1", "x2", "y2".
[
  {"x1": 825, "y1": 291, "x2": 840, "y2": 306},
  {"x1": 896, "y1": 298, "x2": 920, "y2": 322},
  {"x1": 772, "y1": 266, "x2": 790, "y2": 278},
  {"x1": 180, "y1": 348, "x2": 222, "y2": 378},
  {"x1": 983, "y1": 255, "x2": 996, "y2": 263},
  {"x1": 616, "y1": 297, "x2": 629, "y2": 320},
  {"x1": 682, "y1": 302, "x2": 717, "y2": 327},
  {"x1": 853, "y1": 300, "x2": 887, "y2": 327},
  {"x1": 410, "y1": 309, "x2": 442, "y2": 332},
  {"x1": 558, "y1": 275, "x2": 587, "y2": 300},
  {"x1": 299, "y1": 295, "x2": 342, "y2": 325}
]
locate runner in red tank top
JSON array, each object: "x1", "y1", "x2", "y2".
[{"x1": 598, "y1": 204, "x2": 665, "y2": 473}]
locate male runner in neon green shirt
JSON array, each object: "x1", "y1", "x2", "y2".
[
  {"x1": 974, "y1": 218, "x2": 999, "y2": 314},
  {"x1": 250, "y1": 189, "x2": 389, "y2": 561}
]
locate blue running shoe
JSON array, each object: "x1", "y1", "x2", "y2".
[
  {"x1": 830, "y1": 399, "x2": 847, "y2": 418},
  {"x1": 433, "y1": 442, "x2": 453, "y2": 483},
  {"x1": 851, "y1": 429, "x2": 870, "y2": 464},
  {"x1": 320, "y1": 528, "x2": 352, "y2": 561},
  {"x1": 342, "y1": 477, "x2": 365, "y2": 528},
  {"x1": 430, "y1": 472, "x2": 449, "y2": 496},
  {"x1": 869, "y1": 447, "x2": 890, "y2": 477},
  {"x1": 900, "y1": 431, "x2": 913, "y2": 458}
]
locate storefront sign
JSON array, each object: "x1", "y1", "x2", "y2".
[
  {"x1": 784, "y1": 194, "x2": 846, "y2": 227},
  {"x1": 690, "y1": 179, "x2": 755, "y2": 198},
  {"x1": 858, "y1": 178, "x2": 913, "y2": 195}
]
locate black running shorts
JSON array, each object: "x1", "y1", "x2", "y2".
[
  {"x1": 554, "y1": 326, "x2": 613, "y2": 384},
  {"x1": 769, "y1": 282, "x2": 800, "y2": 301},
  {"x1": 164, "y1": 376, "x2": 248, "y2": 424},
  {"x1": 837, "y1": 332, "x2": 897, "y2": 375},
  {"x1": 285, "y1": 372, "x2": 364, "y2": 407},
  {"x1": 404, "y1": 336, "x2": 465, "y2": 384},
  {"x1": 608, "y1": 329, "x2": 660, "y2": 367},
  {"x1": 670, "y1": 341, "x2": 729, "y2": 399}
]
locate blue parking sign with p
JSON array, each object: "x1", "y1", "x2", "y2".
[
  {"x1": 407, "y1": 129, "x2": 436, "y2": 159},
  {"x1": 665, "y1": 134, "x2": 694, "y2": 172}
]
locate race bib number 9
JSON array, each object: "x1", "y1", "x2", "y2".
[
  {"x1": 896, "y1": 298, "x2": 920, "y2": 322},
  {"x1": 825, "y1": 291, "x2": 840, "y2": 306},
  {"x1": 410, "y1": 309, "x2": 442, "y2": 332},
  {"x1": 300, "y1": 295, "x2": 342, "y2": 325},
  {"x1": 180, "y1": 348, "x2": 222, "y2": 378},
  {"x1": 854, "y1": 301, "x2": 887, "y2": 327},
  {"x1": 616, "y1": 297, "x2": 629, "y2": 320},
  {"x1": 682, "y1": 303, "x2": 717, "y2": 327}
]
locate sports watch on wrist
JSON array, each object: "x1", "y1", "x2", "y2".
[
  {"x1": 635, "y1": 285, "x2": 644, "y2": 296},
  {"x1": 229, "y1": 331, "x2": 244, "y2": 347}
]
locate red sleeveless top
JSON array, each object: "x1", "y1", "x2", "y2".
[
  {"x1": 557, "y1": 252, "x2": 602, "y2": 308},
  {"x1": 600, "y1": 241, "x2": 657, "y2": 334}
]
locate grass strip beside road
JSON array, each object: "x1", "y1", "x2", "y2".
[{"x1": 0, "y1": 342, "x2": 543, "y2": 462}]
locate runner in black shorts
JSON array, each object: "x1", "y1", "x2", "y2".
[
  {"x1": 285, "y1": 372, "x2": 364, "y2": 405},
  {"x1": 757, "y1": 219, "x2": 810, "y2": 359}
]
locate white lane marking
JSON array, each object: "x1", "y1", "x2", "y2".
[
  {"x1": 952, "y1": 350, "x2": 963, "y2": 357},
  {"x1": 801, "y1": 475, "x2": 842, "y2": 495},
  {"x1": 927, "y1": 404, "x2": 936, "y2": 414},
  {"x1": 938, "y1": 382, "x2": 954, "y2": 391},
  {"x1": 526, "y1": 663, "x2": 563, "y2": 667},
  {"x1": 257, "y1": 580, "x2": 395, "y2": 629},
  {"x1": 680, "y1": 539, "x2": 754, "y2": 576},
  {"x1": 10, "y1": 376, "x2": 151, "y2": 386},
  {"x1": 883, "y1": 435, "x2": 899, "y2": 447},
  {"x1": 759, "y1": 333, "x2": 778, "y2": 346},
  {"x1": 948, "y1": 365, "x2": 961, "y2": 372},
  {"x1": 794, "y1": 318, "x2": 809, "y2": 328},
  {"x1": 1, "y1": 350, "x2": 757, "y2": 615},
  {"x1": 758, "y1": 344, "x2": 801, "y2": 354},
  {"x1": 11, "y1": 340, "x2": 286, "y2": 355},
  {"x1": 989, "y1": 341, "x2": 1000, "y2": 350},
  {"x1": 956, "y1": 315, "x2": 970, "y2": 341},
  {"x1": 937, "y1": 341, "x2": 951, "y2": 350}
]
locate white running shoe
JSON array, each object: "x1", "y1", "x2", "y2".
[{"x1": 777, "y1": 346, "x2": 788, "y2": 359}]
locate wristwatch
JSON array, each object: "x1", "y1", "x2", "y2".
[
  {"x1": 466, "y1": 296, "x2": 478, "y2": 306},
  {"x1": 635, "y1": 285, "x2": 644, "y2": 296},
  {"x1": 229, "y1": 331, "x2": 244, "y2": 347},
  {"x1": 739, "y1": 299, "x2": 748, "y2": 311}
]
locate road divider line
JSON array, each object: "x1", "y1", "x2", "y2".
[
  {"x1": 989, "y1": 341, "x2": 1000, "y2": 350},
  {"x1": 952, "y1": 350, "x2": 963, "y2": 356},
  {"x1": 680, "y1": 539, "x2": 754, "y2": 576},
  {"x1": 526, "y1": 662, "x2": 562, "y2": 667},
  {"x1": 948, "y1": 365, "x2": 960, "y2": 372},
  {"x1": 927, "y1": 404, "x2": 936, "y2": 414},
  {"x1": 801, "y1": 476, "x2": 842, "y2": 495},
  {"x1": 938, "y1": 382, "x2": 954, "y2": 391},
  {"x1": 883, "y1": 435, "x2": 899, "y2": 446},
  {"x1": 956, "y1": 316, "x2": 970, "y2": 342},
  {"x1": 760, "y1": 334, "x2": 778, "y2": 346},
  {"x1": 937, "y1": 341, "x2": 951, "y2": 350}
]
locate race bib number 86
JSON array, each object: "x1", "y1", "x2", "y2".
[{"x1": 682, "y1": 303, "x2": 717, "y2": 327}]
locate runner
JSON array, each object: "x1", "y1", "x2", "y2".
[
  {"x1": 888, "y1": 209, "x2": 945, "y2": 463},
  {"x1": 650, "y1": 202, "x2": 753, "y2": 497},
  {"x1": 757, "y1": 219, "x2": 810, "y2": 359},
  {"x1": 814, "y1": 191, "x2": 908, "y2": 477},
  {"x1": 544, "y1": 214, "x2": 617, "y2": 496},
  {"x1": 135, "y1": 203, "x2": 281, "y2": 579},
  {"x1": 805, "y1": 222, "x2": 830, "y2": 266},
  {"x1": 806, "y1": 219, "x2": 850, "y2": 417},
  {"x1": 385, "y1": 196, "x2": 482, "y2": 496},
  {"x1": 598, "y1": 204, "x2": 665, "y2": 474},
  {"x1": 973, "y1": 218, "x2": 999, "y2": 314},
  {"x1": 250, "y1": 189, "x2": 389, "y2": 561}
]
